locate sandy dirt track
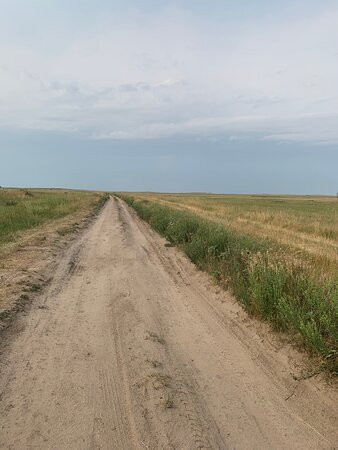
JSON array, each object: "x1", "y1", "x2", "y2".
[{"x1": 0, "y1": 197, "x2": 337, "y2": 449}]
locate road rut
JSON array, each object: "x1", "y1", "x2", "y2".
[{"x1": 0, "y1": 198, "x2": 337, "y2": 449}]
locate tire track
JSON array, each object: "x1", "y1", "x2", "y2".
[{"x1": 0, "y1": 198, "x2": 336, "y2": 449}]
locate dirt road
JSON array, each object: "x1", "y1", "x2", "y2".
[{"x1": 0, "y1": 198, "x2": 337, "y2": 449}]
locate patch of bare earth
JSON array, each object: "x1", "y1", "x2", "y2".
[{"x1": 0, "y1": 207, "x2": 99, "y2": 327}]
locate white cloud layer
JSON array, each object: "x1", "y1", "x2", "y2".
[{"x1": 1, "y1": 4, "x2": 338, "y2": 143}]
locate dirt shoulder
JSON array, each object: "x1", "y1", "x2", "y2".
[{"x1": 0, "y1": 201, "x2": 105, "y2": 329}]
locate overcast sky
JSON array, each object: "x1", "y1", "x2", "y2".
[{"x1": 0, "y1": 0, "x2": 337, "y2": 194}]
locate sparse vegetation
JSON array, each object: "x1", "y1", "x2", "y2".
[
  {"x1": 146, "y1": 359, "x2": 163, "y2": 368},
  {"x1": 145, "y1": 331, "x2": 166, "y2": 345},
  {"x1": 163, "y1": 395, "x2": 174, "y2": 409},
  {"x1": 121, "y1": 194, "x2": 338, "y2": 373},
  {"x1": 29, "y1": 283, "x2": 41, "y2": 293},
  {"x1": 148, "y1": 373, "x2": 171, "y2": 390},
  {"x1": 0, "y1": 293, "x2": 31, "y2": 329}
]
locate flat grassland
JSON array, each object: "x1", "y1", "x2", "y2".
[
  {"x1": 121, "y1": 193, "x2": 338, "y2": 371},
  {"x1": 0, "y1": 188, "x2": 106, "y2": 254},
  {"x1": 132, "y1": 193, "x2": 338, "y2": 275}
]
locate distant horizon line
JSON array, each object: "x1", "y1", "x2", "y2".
[{"x1": 1, "y1": 186, "x2": 336, "y2": 198}]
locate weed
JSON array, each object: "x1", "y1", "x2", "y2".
[
  {"x1": 146, "y1": 359, "x2": 163, "y2": 368},
  {"x1": 30, "y1": 283, "x2": 41, "y2": 292},
  {"x1": 145, "y1": 331, "x2": 166, "y2": 345},
  {"x1": 148, "y1": 373, "x2": 171, "y2": 390},
  {"x1": 4, "y1": 200, "x2": 17, "y2": 206},
  {"x1": 163, "y1": 395, "x2": 174, "y2": 409}
]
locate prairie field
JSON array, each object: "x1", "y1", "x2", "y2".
[
  {"x1": 0, "y1": 188, "x2": 107, "y2": 254},
  {"x1": 121, "y1": 193, "x2": 338, "y2": 370},
  {"x1": 131, "y1": 193, "x2": 338, "y2": 275}
]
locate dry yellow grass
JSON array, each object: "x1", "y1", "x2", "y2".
[{"x1": 128, "y1": 193, "x2": 338, "y2": 277}]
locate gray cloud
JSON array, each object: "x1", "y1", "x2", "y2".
[{"x1": 0, "y1": 4, "x2": 338, "y2": 144}]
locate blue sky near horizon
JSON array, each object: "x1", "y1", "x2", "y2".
[{"x1": 0, "y1": 1, "x2": 337, "y2": 194}]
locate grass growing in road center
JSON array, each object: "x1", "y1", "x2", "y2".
[{"x1": 121, "y1": 195, "x2": 337, "y2": 373}]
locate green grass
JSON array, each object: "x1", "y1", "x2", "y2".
[
  {"x1": 121, "y1": 195, "x2": 338, "y2": 373},
  {"x1": 0, "y1": 188, "x2": 109, "y2": 251},
  {"x1": 129, "y1": 193, "x2": 338, "y2": 277}
]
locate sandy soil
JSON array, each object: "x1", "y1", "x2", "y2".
[
  {"x1": 0, "y1": 197, "x2": 337, "y2": 449},
  {"x1": 0, "y1": 206, "x2": 97, "y2": 313}
]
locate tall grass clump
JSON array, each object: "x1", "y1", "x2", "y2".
[{"x1": 122, "y1": 195, "x2": 337, "y2": 372}]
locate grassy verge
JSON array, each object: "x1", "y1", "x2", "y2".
[
  {"x1": 121, "y1": 195, "x2": 337, "y2": 373},
  {"x1": 0, "y1": 188, "x2": 109, "y2": 251},
  {"x1": 0, "y1": 189, "x2": 109, "y2": 328},
  {"x1": 129, "y1": 193, "x2": 338, "y2": 277}
]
